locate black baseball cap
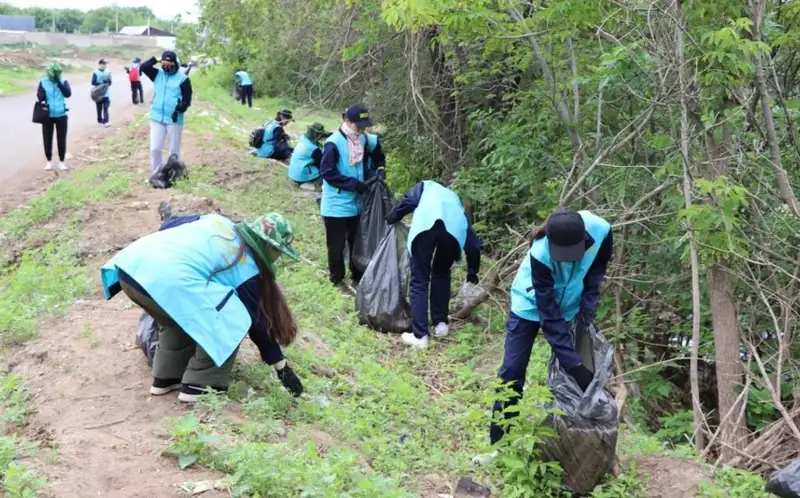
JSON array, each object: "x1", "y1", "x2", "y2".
[
  {"x1": 98, "y1": 58, "x2": 108, "y2": 64},
  {"x1": 344, "y1": 104, "x2": 373, "y2": 127},
  {"x1": 161, "y1": 51, "x2": 177, "y2": 63},
  {"x1": 278, "y1": 109, "x2": 293, "y2": 120},
  {"x1": 546, "y1": 211, "x2": 586, "y2": 262}
]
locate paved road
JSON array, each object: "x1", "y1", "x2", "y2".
[{"x1": 0, "y1": 70, "x2": 152, "y2": 193}]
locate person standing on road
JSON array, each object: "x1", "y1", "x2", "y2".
[
  {"x1": 319, "y1": 104, "x2": 386, "y2": 290},
  {"x1": 37, "y1": 63, "x2": 71, "y2": 171},
  {"x1": 101, "y1": 212, "x2": 305, "y2": 402},
  {"x1": 235, "y1": 69, "x2": 254, "y2": 108},
  {"x1": 253, "y1": 110, "x2": 294, "y2": 160},
  {"x1": 92, "y1": 58, "x2": 112, "y2": 127},
  {"x1": 125, "y1": 57, "x2": 144, "y2": 105},
  {"x1": 386, "y1": 181, "x2": 481, "y2": 349},
  {"x1": 140, "y1": 51, "x2": 193, "y2": 176}
]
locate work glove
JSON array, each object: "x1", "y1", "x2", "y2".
[
  {"x1": 566, "y1": 364, "x2": 594, "y2": 392},
  {"x1": 276, "y1": 364, "x2": 304, "y2": 397},
  {"x1": 376, "y1": 167, "x2": 386, "y2": 180},
  {"x1": 467, "y1": 274, "x2": 479, "y2": 285},
  {"x1": 171, "y1": 110, "x2": 179, "y2": 123},
  {"x1": 355, "y1": 181, "x2": 368, "y2": 194}
]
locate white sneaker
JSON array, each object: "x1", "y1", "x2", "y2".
[
  {"x1": 44, "y1": 161, "x2": 53, "y2": 171},
  {"x1": 57, "y1": 162, "x2": 67, "y2": 171},
  {"x1": 472, "y1": 450, "x2": 499, "y2": 465},
  {"x1": 401, "y1": 332, "x2": 429, "y2": 349},
  {"x1": 434, "y1": 322, "x2": 450, "y2": 337}
]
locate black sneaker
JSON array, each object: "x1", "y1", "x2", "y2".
[
  {"x1": 276, "y1": 365, "x2": 304, "y2": 397},
  {"x1": 178, "y1": 384, "x2": 227, "y2": 403},
  {"x1": 150, "y1": 378, "x2": 182, "y2": 396}
]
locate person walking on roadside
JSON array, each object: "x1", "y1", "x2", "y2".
[
  {"x1": 320, "y1": 104, "x2": 386, "y2": 290},
  {"x1": 37, "y1": 63, "x2": 71, "y2": 171},
  {"x1": 92, "y1": 58, "x2": 112, "y2": 127},
  {"x1": 481, "y1": 209, "x2": 613, "y2": 455},
  {"x1": 125, "y1": 57, "x2": 144, "y2": 105},
  {"x1": 386, "y1": 181, "x2": 481, "y2": 349},
  {"x1": 101, "y1": 212, "x2": 305, "y2": 402},
  {"x1": 140, "y1": 51, "x2": 193, "y2": 176},
  {"x1": 253, "y1": 110, "x2": 294, "y2": 160},
  {"x1": 235, "y1": 69, "x2": 254, "y2": 108}
]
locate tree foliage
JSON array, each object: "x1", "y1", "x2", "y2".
[{"x1": 0, "y1": 2, "x2": 177, "y2": 34}]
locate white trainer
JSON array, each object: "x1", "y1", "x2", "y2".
[
  {"x1": 434, "y1": 322, "x2": 450, "y2": 337},
  {"x1": 401, "y1": 332, "x2": 429, "y2": 349},
  {"x1": 57, "y1": 161, "x2": 67, "y2": 171},
  {"x1": 44, "y1": 161, "x2": 53, "y2": 171}
]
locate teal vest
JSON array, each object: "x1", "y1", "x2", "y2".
[
  {"x1": 100, "y1": 214, "x2": 259, "y2": 366},
  {"x1": 93, "y1": 69, "x2": 111, "y2": 98},
  {"x1": 288, "y1": 135, "x2": 321, "y2": 183},
  {"x1": 510, "y1": 211, "x2": 611, "y2": 322},
  {"x1": 407, "y1": 181, "x2": 468, "y2": 257},
  {"x1": 236, "y1": 71, "x2": 253, "y2": 86},
  {"x1": 256, "y1": 120, "x2": 282, "y2": 158},
  {"x1": 151, "y1": 69, "x2": 188, "y2": 125},
  {"x1": 40, "y1": 77, "x2": 67, "y2": 118},
  {"x1": 320, "y1": 131, "x2": 378, "y2": 218}
]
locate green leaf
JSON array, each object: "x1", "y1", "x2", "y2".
[{"x1": 179, "y1": 453, "x2": 199, "y2": 469}]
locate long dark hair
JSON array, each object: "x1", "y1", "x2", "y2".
[{"x1": 210, "y1": 242, "x2": 298, "y2": 347}]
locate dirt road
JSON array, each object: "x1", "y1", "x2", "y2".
[{"x1": 0, "y1": 69, "x2": 152, "y2": 193}]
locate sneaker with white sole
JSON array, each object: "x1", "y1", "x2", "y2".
[
  {"x1": 44, "y1": 161, "x2": 53, "y2": 171},
  {"x1": 472, "y1": 450, "x2": 499, "y2": 465},
  {"x1": 401, "y1": 332, "x2": 429, "y2": 349},
  {"x1": 178, "y1": 384, "x2": 228, "y2": 403},
  {"x1": 57, "y1": 162, "x2": 67, "y2": 171},
  {"x1": 149, "y1": 378, "x2": 181, "y2": 396},
  {"x1": 434, "y1": 322, "x2": 450, "y2": 337}
]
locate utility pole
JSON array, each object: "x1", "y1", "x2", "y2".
[
  {"x1": 115, "y1": 10, "x2": 119, "y2": 33},
  {"x1": 51, "y1": 10, "x2": 55, "y2": 32}
]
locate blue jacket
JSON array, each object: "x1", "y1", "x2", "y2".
[
  {"x1": 236, "y1": 71, "x2": 253, "y2": 86},
  {"x1": 91, "y1": 69, "x2": 111, "y2": 98},
  {"x1": 38, "y1": 77, "x2": 71, "y2": 118},
  {"x1": 100, "y1": 214, "x2": 284, "y2": 367},
  {"x1": 288, "y1": 135, "x2": 322, "y2": 183},
  {"x1": 319, "y1": 130, "x2": 384, "y2": 217},
  {"x1": 256, "y1": 120, "x2": 284, "y2": 158},
  {"x1": 140, "y1": 57, "x2": 193, "y2": 125},
  {"x1": 387, "y1": 181, "x2": 482, "y2": 282},
  {"x1": 510, "y1": 210, "x2": 613, "y2": 343}
]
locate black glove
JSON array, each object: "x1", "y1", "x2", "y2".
[
  {"x1": 467, "y1": 275, "x2": 479, "y2": 285},
  {"x1": 355, "y1": 181, "x2": 368, "y2": 194},
  {"x1": 566, "y1": 364, "x2": 594, "y2": 392},
  {"x1": 277, "y1": 364, "x2": 304, "y2": 397},
  {"x1": 376, "y1": 167, "x2": 386, "y2": 180},
  {"x1": 171, "y1": 110, "x2": 179, "y2": 123}
]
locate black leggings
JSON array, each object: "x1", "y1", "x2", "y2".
[
  {"x1": 42, "y1": 116, "x2": 68, "y2": 162},
  {"x1": 240, "y1": 84, "x2": 253, "y2": 107},
  {"x1": 96, "y1": 97, "x2": 109, "y2": 124},
  {"x1": 131, "y1": 81, "x2": 144, "y2": 104}
]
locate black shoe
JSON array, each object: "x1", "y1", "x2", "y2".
[
  {"x1": 178, "y1": 384, "x2": 227, "y2": 403},
  {"x1": 158, "y1": 201, "x2": 172, "y2": 221},
  {"x1": 276, "y1": 365, "x2": 304, "y2": 397},
  {"x1": 150, "y1": 378, "x2": 182, "y2": 396}
]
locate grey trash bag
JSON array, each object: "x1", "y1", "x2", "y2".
[
  {"x1": 451, "y1": 281, "x2": 489, "y2": 319},
  {"x1": 356, "y1": 224, "x2": 412, "y2": 333},
  {"x1": 539, "y1": 321, "x2": 619, "y2": 495},
  {"x1": 149, "y1": 154, "x2": 187, "y2": 189},
  {"x1": 90, "y1": 83, "x2": 109, "y2": 103},
  {"x1": 136, "y1": 312, "x2": 159, "y2": 366},
  {"x1": 352, "y1": 179, "x2": 393, "y2": 274},
  {"x1": 766, "y1": 460, "x2": 800, "y2": 498}
]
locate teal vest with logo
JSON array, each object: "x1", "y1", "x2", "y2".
[
  {"x1": 288, "y1": 135, "x2": 321, "y2": 183},
  {"x1": 151, "y1": 69, "x2": 188, "y2": 125},
  {"x1": 407, "y1": 181, "x2": 468, "y2": 257},
  {"x1": 320, "y1": 131, "x2": 378, "y2": 218},
  {"x1": 510, "y1": 211, "x2": 611, "y2": 322},
  {"x1": 40, "y1": 77, "x2": 67, "y2": 118},
  {"x1": 93, "y1": 69, "x2": 111, "y2": 98},
  {"x1": 256, "y1": 120, "x2": 282, "y2": 158}
]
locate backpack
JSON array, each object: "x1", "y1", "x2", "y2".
[
  {"x1": 249, "y1": 126, "x2": 266, "y2": 148},
  {"x1": 129, "y1": 64, "x2": 139, "y2": 83}
]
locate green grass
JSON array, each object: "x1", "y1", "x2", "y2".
[
  {"x1": 0, "y1": 375, "x2": 46, "y2": 496},
  {"x1": 0, "y1": 65, "x2": 41, "y2": 95}
]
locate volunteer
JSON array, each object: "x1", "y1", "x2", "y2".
[
  {"x1": 488, "y1": 209, "x2": 613, "y2": 446},
  {"x1": 37, "y1": 63, "x2": 71, "y2": 171},
  {"x1": 91, "y1": 58, "x2": 112, "y2": 127},
  {"x1": 254, "y1": 109, "x2": 294, "y2": 160},
  {"x1": 288, "y1": 123, "x2": 329, "y2": 185},
  {"x1": 101, "y1": 212, "x2": 305, "y2": 402},
  {"x1": 235, "y1": 69, "x2": 254, "y2": 108},
  {"x1": 140, "y1": 51, "x2": 193, "y2": 176},
  {"x1": 319, "y1": 104, "x2": 386, "y2": 288},
  {"x1": 125, "y1": 57, "x2": 144, "y2": 105},
  {"x1": 386, "y1": 181, "x2": 481, "y2": 349}
]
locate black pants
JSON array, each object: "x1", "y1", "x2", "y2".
[
  {"x1": 42, "y1": 116, "x2": 68, "y2": 162},
  {"x1": 130, "y1": 81, "x2": 144, "y2": 104},
  {"x1": 240, "y1": 84, "x2": 253, "y2": 107},
  {"x1": 324, "y1": 215, "x2": 362, "y2": 284},
  {"x1": 272, "y1": 141, "x2": 294, "y2": 160},
  {"x1": 96, "y1": 97, "x2": 109, "y2": 124}
]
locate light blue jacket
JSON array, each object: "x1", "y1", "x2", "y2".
[
  {"x1": 100, "y1": 214, "x2": 259, "y2": 366},
  {"x1": 151, "y1": 69, "x2": 189, "y2": 125},
  {"x1": 320, "y1": 132, "x2": 378, "y2": 217},
  {"x1": 40, "y1": 77, "x2": 68, "y2": 118},
  {"x1": 256, "y1": 120, "x2": 282, "y2": 158},
  {"x1": 510, "y1": 211, "x2": 612, "y2": 322},
  {"x1": 407, "y1": 181, "x2": 468, "y2": 254},
  {"x1": 236, "y1": 71, "x2": 252, "y2": 86},
  {"x1": 288, "y1": 135, "x2": 321, "y2": 183},
  {"x1": 92, "y1": 69, "x2": 111, "y2": 98}
]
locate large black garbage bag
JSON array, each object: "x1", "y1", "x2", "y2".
[
  {"x1": 90, "y1": 83, "x2": 109, "y2": 103},
  {"x1": 539, "y1": 321, "x2": 619, "y2": 495},
  {"x1": 352, "y1": 179, "x2": 393, "y2": 273},
  {"x1": 136, "y1": 312, "x2": 159, "y2": 366},
  {"x1": 149, "y1": 154, "x2": 187, "y2": 189},
  {"x1": 767, "y1": 461, "x2": 800, "y2": 498},
  {"x1": 356, "y1": 224, "x2": 412, "y2": 333}
]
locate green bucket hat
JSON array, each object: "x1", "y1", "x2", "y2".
[
  {"x1": 235, "y1": 213, "x2": 300, "y2": 272},
  {"x1": 46, "y1": 63, "x2": 62, "y2": 80},
  {"x1": 305, "y1": 123, "x2": 327, "y2": 144}
]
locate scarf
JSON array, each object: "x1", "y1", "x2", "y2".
[
  {"x1": 341, "y1": 122, "x2": 364, "y2": 166},
  {"x1": 234, "y1": 223, "x2": 276, "y2": 275}
]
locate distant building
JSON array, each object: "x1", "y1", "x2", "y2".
[
  {"x1": 119, "y1": 26, "x2": 174, "y2": 37},
  {"x1": 0, "y1": 15, "x2": 36, "y2": 32}
]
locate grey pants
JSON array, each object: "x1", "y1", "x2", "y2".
[
  {"x1": 119, "y1": 278, "x2": 238, "y2": 388},
  {"x1": 150, "y1": 121, "x2": 183, "y2": 174}
]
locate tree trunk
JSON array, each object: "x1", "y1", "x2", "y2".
[{"x1": 427, "y1": 28, "x2": 465, "y2": 179}]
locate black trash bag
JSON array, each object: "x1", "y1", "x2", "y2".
[
  {"x1": 149, "y1": 154, "x2": 187, "y2": 189},
  {"x1": 766, "y1": 461, "x2": 800, "y2": 498},
  {"x1": 90, "y1": 83, "x2": 109, "y2": 103},
  {"x1": 356, "y1": 224, "x2": 412, "y2": 333},
  {"x1": 136, "y1": 312, "x2": 159, "y2": 366},
  {"x1": 539, "y1": 321, "x2": 619, "y2": 495},
  {"x1": 352, "y1": 179, "x2": 393, "y2": 273}
]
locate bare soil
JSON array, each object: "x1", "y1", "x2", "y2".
[{"x1": 636, "y1": 455, "x2": 710, "y2": 498}]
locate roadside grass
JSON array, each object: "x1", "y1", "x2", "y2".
[{"x1": 0, "y1": 65, "x2": 41, "y2": 95}]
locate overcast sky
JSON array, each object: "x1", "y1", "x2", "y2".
[{"x1": 7, "y1": 0, "x2": 199, "y2": 22}]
